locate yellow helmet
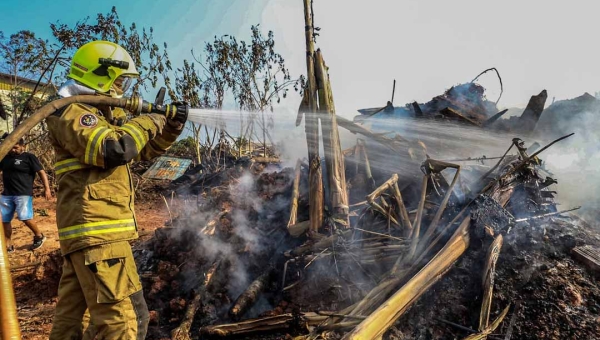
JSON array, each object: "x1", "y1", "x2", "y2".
[{"x1": 68, "y1": 41, "x2": 139, "y2": 93}]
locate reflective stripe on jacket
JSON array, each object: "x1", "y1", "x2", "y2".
[{"x1": 47, "y1": 103, "x2": 182, "y2": 255}]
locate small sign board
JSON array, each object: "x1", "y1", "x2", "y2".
[{"x1": 142, "y1": 156, "x2": 192, "y2": 180}]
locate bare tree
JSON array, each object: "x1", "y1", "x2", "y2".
[{"x1": 198, "y1": 25, "x2": 302, "y2": 156}]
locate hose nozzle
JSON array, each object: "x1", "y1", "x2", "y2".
[{"x1": 125, "y1": 87, "x2": 188, "y2": 124}]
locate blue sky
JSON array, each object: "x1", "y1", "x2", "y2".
[
  {"x1": 0, "y1": 1, "x2": 268, "y2": 54},
  {"x1": 2, "y1": 0, "x2": 600, "y2": 117},
  {"x1": 0, "y1": 0, "x2": 281, "y2": 109},
  {"x1": 0, "y1": 0, "x2": 272, "y2": 77}
]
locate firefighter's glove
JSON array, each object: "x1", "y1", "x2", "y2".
[
  {"x1": 146, "y1": 113, "x2": 166, "y2": 135},
  {"x1": 166, "y1": 101, "x2": 189, "y2": 125}
]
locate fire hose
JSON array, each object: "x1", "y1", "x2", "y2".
[{"x1": 0, "y1": 89, "x2": 186, "y2": 338}]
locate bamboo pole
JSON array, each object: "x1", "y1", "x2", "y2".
[
  {"x1": 366, "y1": 174, "x2": 398, "y2": 203},
  {"x1": 407, "y1": 174, "x2": 429, "y2": 261},
  {"x1": 480, "y1": 235, "x2": 503, "y2": 331},
  {"x1": 354, "y1": 141, "x2": 361, "y2": 179},
  {"x1": 302, "y1": 0, "x2": 324, "y2": 234},
  {"x1": 287, "y1": 159, "x2": 302, "y2": 228},
  {"x1": 392, "y1": 181, "x2": 412, "y2": 236},
  {"x1": 342, "y1": 217, "x2": 471, "y2": 340},
  {"x1": 366, "y1": 174, "x2": 401, "y2": 227},
  {"x1": 359, "y1": 141, "x2": 376, "y2": 190},
  {"x1": 314, "y1": 49, "x2": 349, "y2": 227},
  {"x1": 420, "y1": 161, "x2": 461, "y2": 248}
]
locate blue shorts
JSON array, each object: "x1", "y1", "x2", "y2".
[{"x1": 0, "y1": 195, "x2": 34, "y2": 222}]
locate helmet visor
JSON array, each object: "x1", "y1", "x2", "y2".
[{"x1": 113, "y1": 76, "x2": 134, "y2": 95}]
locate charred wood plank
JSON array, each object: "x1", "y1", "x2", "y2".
[
  {"x1": 440, "y1": 107, "x2": 482, "y2": 127},
  {"x1": 412, "y1": 102, "x2": 423, "y2": 117},
  {"x1": 288, "y1": 220, "x2": 310, "y2": 238},
  {"x1": 171, "y1": 261, "x2": 220, "y2": 340},
  {"x1": 289, "y1": 230, "x2": 351, "y2": 256}
]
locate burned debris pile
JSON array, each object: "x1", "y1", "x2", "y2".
[
  {"x1": 355, "y1": 68, "x2": 558, "y2": 137},
  {"x1": 128, "y1": 122, "x2": 600, "y2": 340},
  {"x1": 357, "y1": 82, "x2": 502, "y2": 127}
]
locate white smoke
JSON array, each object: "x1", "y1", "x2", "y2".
[{"x1": 539, "y1": 111, "x2": 600, "y2": 224}]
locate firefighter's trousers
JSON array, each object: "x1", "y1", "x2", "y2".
[{"x1": 49, "y1": 241, "x2": 149, "y2": 339}]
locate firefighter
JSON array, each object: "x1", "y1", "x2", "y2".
[{"x1": 47, "y1": 40, "x2": 188, "y2": 339}]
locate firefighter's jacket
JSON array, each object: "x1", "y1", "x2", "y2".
[{"x1": 47, "y1": 103, "x2": 182, "y2": 255}]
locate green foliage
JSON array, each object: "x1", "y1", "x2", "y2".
[
  {"x1": 0, "y1": 30, "x2": 48, "y2": 80},
  {"x1": 167, "y1": 136, "x2": 197, "y2": 158}
]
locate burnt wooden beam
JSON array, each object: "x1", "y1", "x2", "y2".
[
  {"x1": 171, "y1": 261, "x2": 220, "y2": 340},
  {"x1": 518, "y1": 90, "x2": 547, "y2": 133},
  {"x1": 412, "y1": 101, "x2": 423, "y2": 117},
  {"x1": 229, "y1": 266, "x2": 274, "y2": 320}
]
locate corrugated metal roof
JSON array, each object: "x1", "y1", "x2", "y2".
[{"x1": 142, "y1": 156, "x2": 192, "y2": 180}]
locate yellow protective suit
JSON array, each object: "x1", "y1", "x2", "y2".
[{"x1": 47, "y1": 102, "x2": 182, "y2": 339}]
